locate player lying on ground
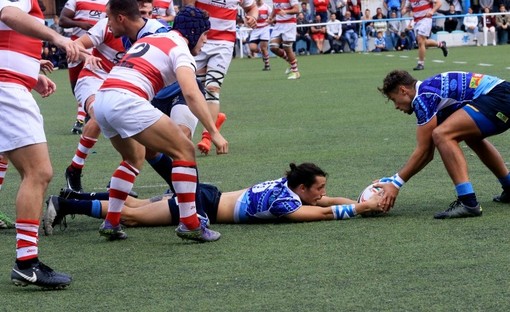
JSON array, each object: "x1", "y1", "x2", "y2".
[{"x1": 43, "y1": 162, "x2": 383, "y2": 235}]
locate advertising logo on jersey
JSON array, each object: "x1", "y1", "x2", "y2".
[{"x1": 469, "y1": 74, "x2": 484, "y2": 89}]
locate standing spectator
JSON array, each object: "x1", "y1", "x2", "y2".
[
  {"x1": 482, "y1": 7, "x2": 497, "y2": 45},
  {"x1": 346, "y1": 0, "x2": 361, "y2": 19},
  {"x1": 384, "y1": 0, "x2": 402, "y2": 17},
  {"x1": 294, "y1": 12, "x2": 313, "y2": 54},
  {"x1": 325, "y1": 12, "x2": 342, "y2": 53},
  {"x1": 342, "y1": 10, "x2": 359, "y2": 51},
  {"x1": 186, "y1": 0, "x2": 258, "y2": 155},
  {"x1": 310, "y1": 14, "x2": 326, "y2": 53},
  {"x1": 331, "y1": 0, "x2": 346, "y2": 20},
  {"x1": 313, "y1": 0, "x2": 329, "y2": 24},
  {"x1": 268, "y1": 0, "x2": 301, "y2": 79},
  {"x1": 496, "y1": 3, "x2": 509, "y2": 44},
  {"x1": 1, "y1": 0, "x2": 83, "y2": 289},
  {"x1": 300, "y1": 1, "x2": 313, "y2": 21},
  {"x1": 444, "y1": 4, "x2": 459, "y2": 32},
  {"x1": 249, "y1": 0, "x2": 272, "y2": 70},
  {"x1": 402, "y1": 0, "x2": 448, "y2": 70},
  {"x1": 480, "y1": 0, "x2": 494, "y2": 12},
  {"x1": 463, "y1": 7, "x2": 480, "y2": 44}
]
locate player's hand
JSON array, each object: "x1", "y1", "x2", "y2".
[
  {"x1": 366, "y1": 190, "x2": 385, "y2": 212},
  {"x1": 373, "y1": 182, "x2": 399, "y2": 212},
  {"x1": 34, "y1": 74, "x2": 56, "y2": 98},
  {"x1": 40, "y1": 60, "x2": 54, "y2": 75},
  {"x1": 244, "y1": 15, "x2": 257, "y2": 28},
  {"x1": 53, "y1": 37, "x2": 90, "y2": 64},
  {"x1": 210, "y1": 132, "x2": 228, "y2": 155},
  {"x1": 84, "y1": 55, "x2": 104, "y2": 71}
]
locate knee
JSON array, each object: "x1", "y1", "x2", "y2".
[{"x1": 432, "y1": 127, "x2": 448, "y2": 146}]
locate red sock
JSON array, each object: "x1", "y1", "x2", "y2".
[{"x1": 15, "y1": 220, "x2": 39, "y2": 261}]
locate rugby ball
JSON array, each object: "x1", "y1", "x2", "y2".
[{"x1": 357, "y1": 184, "x2": 383, "y2": 203}]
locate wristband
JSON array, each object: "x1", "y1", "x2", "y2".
[
  {"x1": 391, "y1": 173, "x2": 405, "y2": 189},
  {"x1": 331, "y1": 204, "x2": 356, "y2": 220}
]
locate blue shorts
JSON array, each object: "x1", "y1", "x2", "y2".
[
  {"x1": 464, "y1": 81, "x2": 510, "y2": 137},
  {"x1": 167, "y1": 183, "x2": 221, "y2": 225}
]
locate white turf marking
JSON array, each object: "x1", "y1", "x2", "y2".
[
  {"x1": 432, "y1": 59, "x2": 445, "y2": 63},
  {"x1": 399, "y1": 55, "x2": 410, "y2": 58},
  {"x1": 478, "y1": 63, "x2": 493, "y2": 67},
  {"x1": 386, "y1": 54, "x2": 395, "y2": 57},
  {"x1": 453, "y1": 61, "x2": 467, "y2": 64},
  {"x1": 506, "y1": 67, "x2": 510, "y2": 70}
]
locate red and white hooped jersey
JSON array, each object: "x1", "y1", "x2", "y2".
[
  {"x1": 99, "y1": 30, "x2": 195, "y2": 101},
  {"x1": 273, "y1": 0, "x2": 299, "y2": 23},
  {"x1": 153, "y1": 0, "x2": 176, "y2": 17},
  {"x1": 78, "y1": 18, "x2": 125, "y2": 80},
  {"x1": 0, "y1": 0, "x2": 44, "y2": 91},
  {"x1": 196, "y1": 0, "x2": 255, "y2": 44},
  {"x1": 256, "y1": 2, "x2": 272, "y2": 28},
  {"x1": 404, "y1": 0, "x2": 434, "y2": 23},
  {"x1": 64, "y1": 0, "x2": 108, "y2": 39}
]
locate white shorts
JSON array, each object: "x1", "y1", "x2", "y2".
[
  {"x1": 171, "y1": 104, "x2": 198, "y2": 136},
  {"x1": 414, "y1": 18, "x2": 432, "y2": 38},
  {"x1": 74, "y1": 75, "x2": 104, "y2": 108},
  {"x1": 0, "y1": 84, "x2": 46, "y2": 152},
  {"x1": 250, "y1": 26, "x2": 271, "y2": 42},
  {"x1": 270, "y1": 23, "x2": 297, "y2": 42},
  {"x1": 195, "y1": 42, "x2": 234, "y2": 74},
  {"x1": 94, "y1": 90, "x2": 163, "y2": 139}
]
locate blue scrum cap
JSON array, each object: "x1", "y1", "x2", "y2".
[{"x1": 172, "y1": 6, "x2": 211, "y2": 50}]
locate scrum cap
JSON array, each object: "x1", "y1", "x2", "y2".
[{"x1": 172, "y1": 6, "x2": 210, "y2": 50}]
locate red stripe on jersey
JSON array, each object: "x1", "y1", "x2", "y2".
[
  {"x1": 0, "y1": 31, "x2": 42, "y2": 59},
  {"x1": 207, "y1": 29, "x2": 236, "y2": 42},
  {"x1": 100, "y1": 78, "x2": 149, "y2": 100},
  {"x1": 77, "y1": 67, "x2": 102, "y2": 79},
  {"x1": 0, "y1": 69, "x2": 37, "y2": 90},
  {"x1": 153, "y1": 0, "x2": 171, "y2": 9},
  {"x1": 276, "y1": 18, "x2": 297, "y2": 23},
  {"x1": 75, "y1": 2, "x2": 107, "y2": 12},
  {"x1": 138, "y1": 35, "x2": 177, "y2": 55},
  {"x1": 412, "y1": 3, "x2": 433, "y2": 12},
  {"x1": 195, "y1": 2, "x2": 237, "y2": 20}
]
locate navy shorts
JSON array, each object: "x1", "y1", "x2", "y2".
[
  {"x1": 167, "y1": 184, "x2": 222, "y2": 225},
  {"x1": 464, "y1": 81, "x2": 510, "y2": 137}
]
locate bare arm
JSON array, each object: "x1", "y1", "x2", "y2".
[
  {"x1": 243, "y1": 3, "x2": 259, "y2": 28},
  {"x1": 59, "y1": 7, "x2": 92, "y2": 30},
  {"x1": 377, "y1": 116, "x2": 437, "y2": 210},
  {"x1": 0, "y1": 6, "x2": 85, "y2": 62}
]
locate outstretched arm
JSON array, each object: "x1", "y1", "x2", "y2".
[{"x1": 376, "y1": 116, "x2": 438, "y2": 210}]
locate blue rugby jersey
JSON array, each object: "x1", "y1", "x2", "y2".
[
  {"x1": 239, "y1": 178, "x2": 302, "y2": 222},
  {"x1": 413, "y1": 72, "x2": 503, "y2": 126}
]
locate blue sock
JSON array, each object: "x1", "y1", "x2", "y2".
[
  {"x1": 147, "y1": 153, "x2": 173, "y2": 189},
  {"x1": 455, "y1": 182, "x2": 478, "y2": 207},
  {"x1": 91, "y1": 200, "x2": 102, "y2": 219},
  {"x1": 498, "y1": 173, "x2": 510, "y2": 189}
]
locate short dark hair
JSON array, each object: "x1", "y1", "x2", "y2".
[
  {"x1": 286, "y1": 163, "x2": 327, "y2": 189},
  {"x1": 378, "y1": 70, "x2": 417, "y2": 99},
  {"x1": 108, "y1": 0, "x2": 141, "y2": 20}
]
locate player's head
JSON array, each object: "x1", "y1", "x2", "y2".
[
  {"x1": 107, "y1": 0, "x2": 142, "y2": 37},
  {"x1": 286, "y1": 163, "x2": 327, "y2": 205},
  {"x1": 379, "y1": 70, "x2": 417, "y2": 114},
  {"x1": 172, "y1": 6, "x2": 210, "y2": 53},
  {"x1": 138, "y1": 0, "x2": 153, "y2": 18}
]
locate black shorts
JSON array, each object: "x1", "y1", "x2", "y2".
[
  {"x1": 466, "y1": 81, "x2": 510, "y2": 137},
  {"x1": 167, "y1": 184, "x2": 222, "y2": 225}
]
